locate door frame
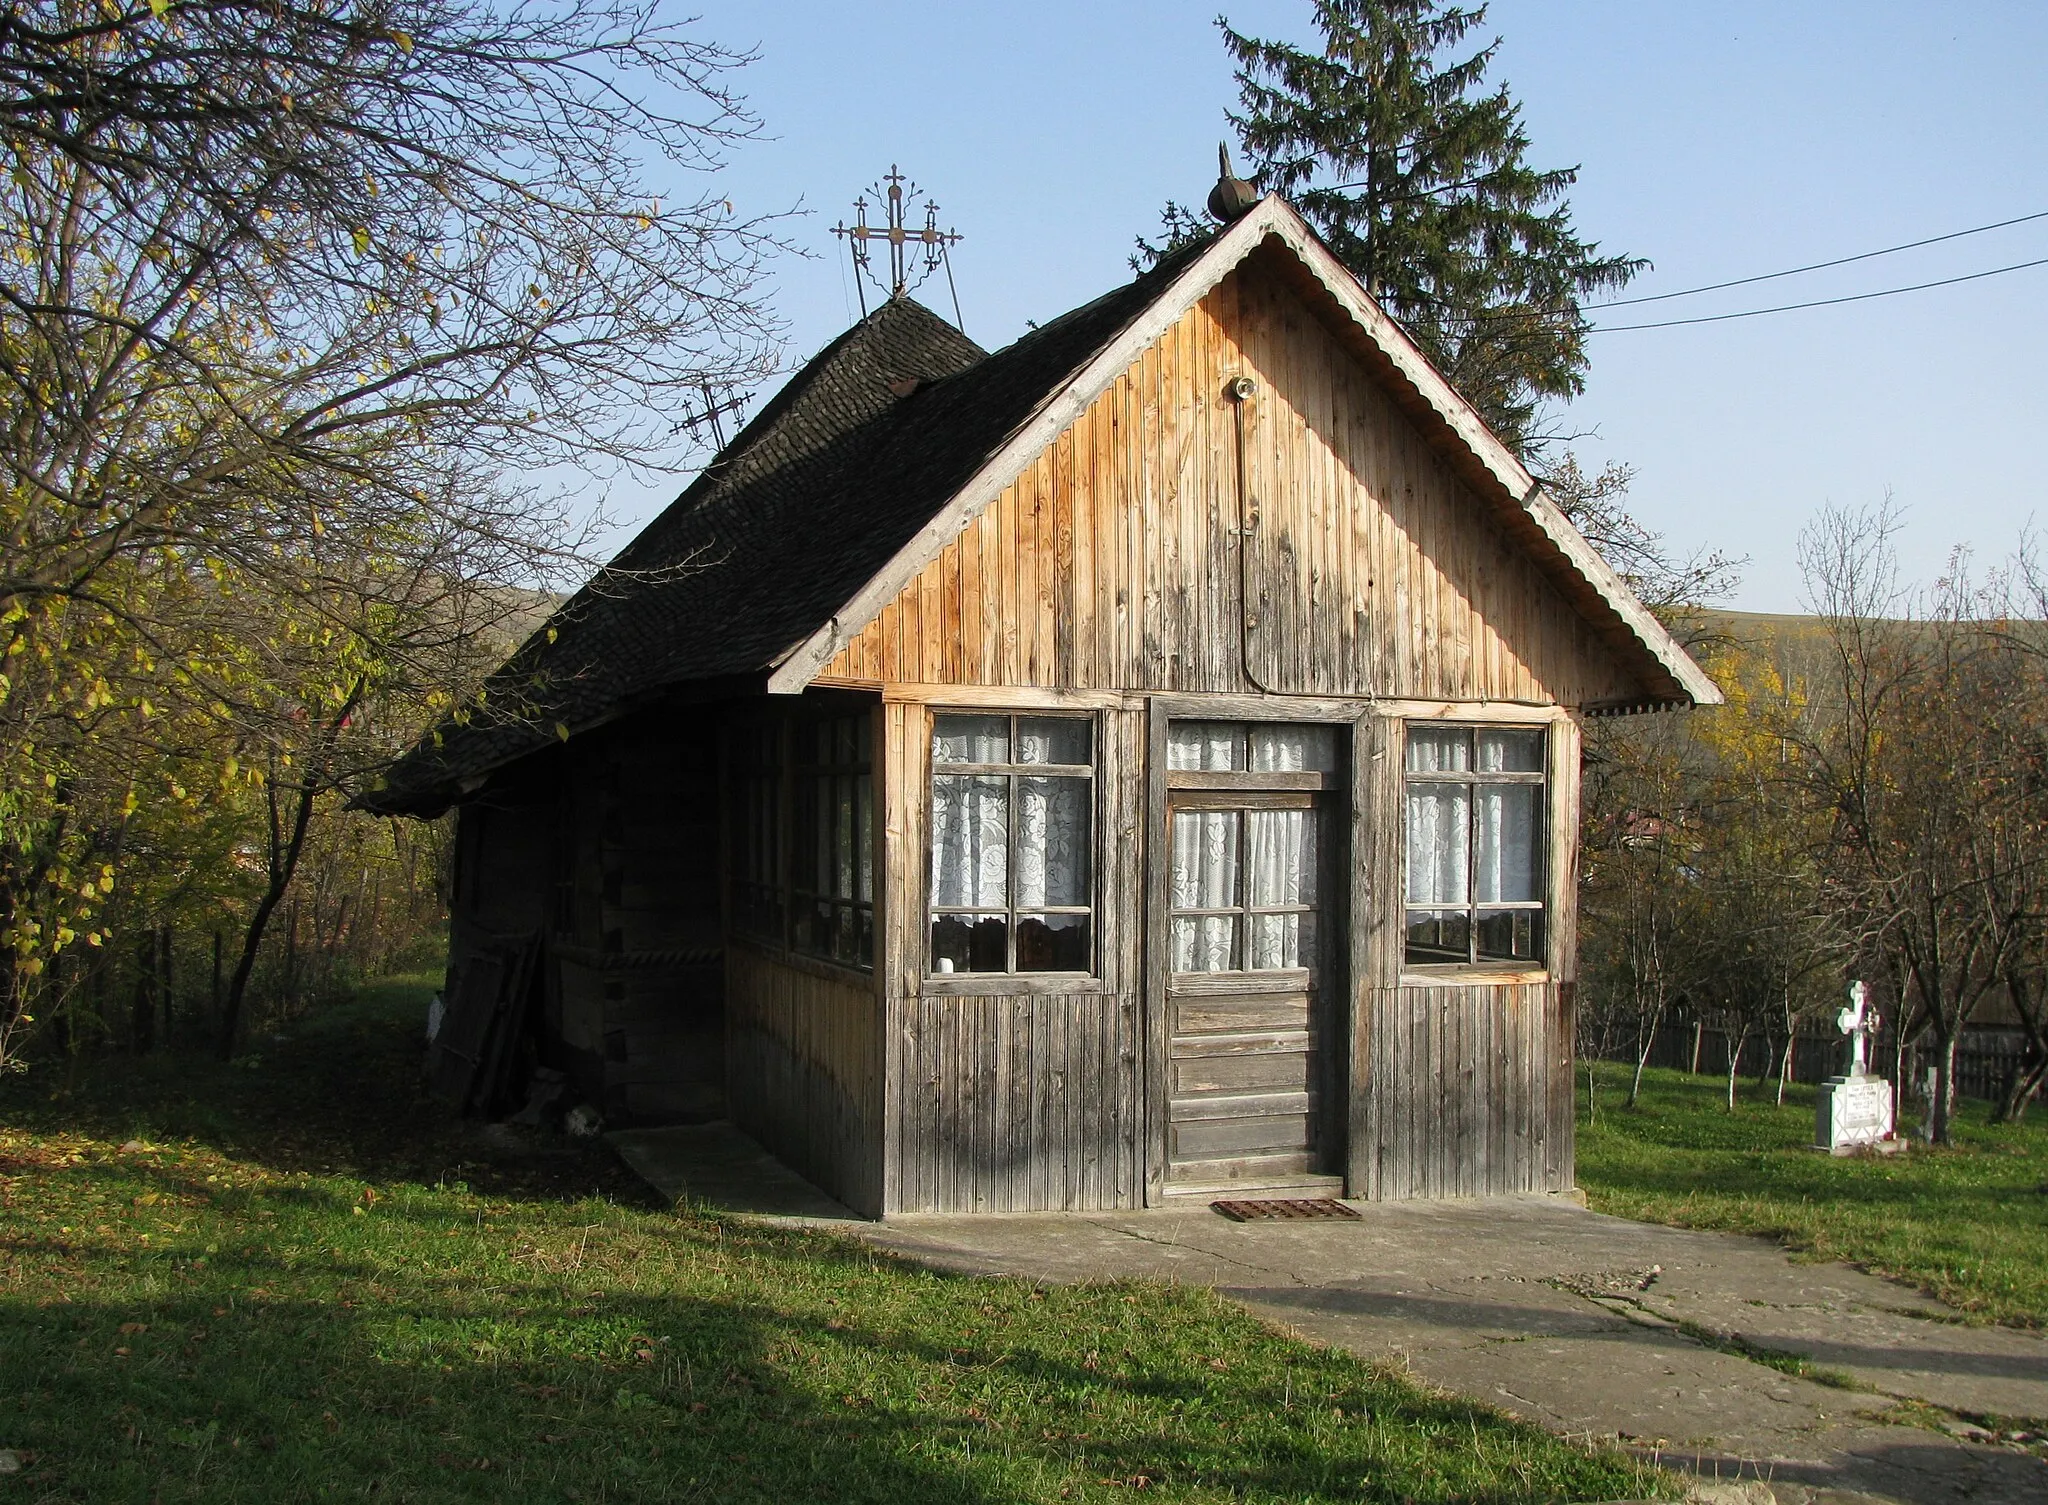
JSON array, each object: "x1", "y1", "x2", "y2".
[{"x1": 1141, "y1": 694, "x2": 1364, "y2": 1206}]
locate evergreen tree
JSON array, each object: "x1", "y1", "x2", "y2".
[{"x1": 1156, "y1": 2, "x2": 1644, "y2": 452}]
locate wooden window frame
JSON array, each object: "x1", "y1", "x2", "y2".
[
  {"x1": 728, "y1": 709, "x2": 875, "y2": 974},
  {"x1": 729, "y1": 719, "x2": 786, "y2": 949},
  {"x1": 1400, "y1": 722, "x2": 1549, "y2": 977},
  {"x1": 788, "y1": 713, "x2": 875, "y2": 970},
  {"x1": 1166, "y1": 787, "x2": 1322, "y2": 978},
  {"x1": 925, "y1": 710, "x2": 1098, "y2": 981}
]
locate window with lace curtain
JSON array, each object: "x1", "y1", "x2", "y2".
[
  {"x1": 1404, "y1": 725, "x2": 1547, "y2": 969},
  {"x1": 928, "y1": 713, "x2": 1094, "y2": 975}
]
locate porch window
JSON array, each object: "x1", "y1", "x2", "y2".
[
  {"x1": 731, "y1": 722, "x2": 785, "y2": 941},
  {"x1": 1404, "y1": 725, "x2": 1547, "y2": 969},
  {"x1": 730, "y1": 712, "x2": 873, "y2": 970},
  {"x1": 929, "y1": 713, "x2": 1093, "y2": 975},
  {"x1": 791, "y1": 715, "x2": 874, "y2": 968}
]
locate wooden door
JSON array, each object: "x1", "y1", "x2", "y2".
[{"x1": 1163, "y1": 789, "x2": 1337, "y2": 1194}]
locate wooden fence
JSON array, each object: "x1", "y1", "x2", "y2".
[{"x1": 1604, "y1": 1021, "x2": 2039, "y2": 1106}]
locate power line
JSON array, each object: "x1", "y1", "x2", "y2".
[
  {"x1": 1587, "y1": 207, "x2": 2048, "y2": 310},
  {"x1": 1588, "y1": 254, "x2": 2048, "y2": 333}
]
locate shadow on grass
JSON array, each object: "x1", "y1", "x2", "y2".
[
  {"x1": 0, "y1": 1233, "x2": 1651, "y2": 1505},
  {"x1": 0, "y1": 978, "x2": 1673, "y2": 1503},
  {"x1": 1, "y1": 1283, "x2": 1024, "y2": 1503},
  {"x1": 1, "y1": 973, "x2": 654, "y2": 1207}
]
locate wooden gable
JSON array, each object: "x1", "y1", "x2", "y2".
[{"x1": 814, "y1": 254, "x2": 1646, "y2": 707}]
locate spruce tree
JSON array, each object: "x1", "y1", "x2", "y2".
[{"x1": 1166, "y1": 2, "x2": 1644, "y2": 453}]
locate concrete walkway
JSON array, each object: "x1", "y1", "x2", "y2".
[{"x1": 612, "y1": 1126, "x2": 2048, "y2": 1505}]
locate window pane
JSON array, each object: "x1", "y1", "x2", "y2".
[
  {"x1": 1405, "y1": 782, "x2": 1470, "y2": 905},
  {"x1": 932, "y1": 713, "x2": 1008, "y2": 764},
  {"x1": 1017, "y1": 913, "x2": 1089, "y2": 971},
  {"x1": 801, "y1": 899, "x2": 833, "y2": 955},
  {"x1": 1167, "y1": 721, "x2": 1244, "y2": 771},
  {"x1": 1249, "y1": 912, "x2": 1316, "y2": 970},
  {"x1": 1475, "y1": 783, "x2": 1541, "y2": 903},
  {"x1": 1478, "y1": 729, "x2": 1544, "y2": 773},
  {"x1": 1171, "y1": 809, "x2": 1240, "y2": 910},
  {"x1": 796, "y1": 775, "x2": 822, "y2": 888},
  {"x1": 930, "y1": 913, "x2": 1007, "y2": 973},
  {"x1": 834, "y1": 715, "x2": 859, "y2": 764},
  {"x1": 1172, "y1": 915, "x2": 1239, "y2": 973},
  {"x1": 1405, "y1": 727, "x2": 1471, "y2": 774},
  {"x1": 1477, "y1": 907, "x2": 1545, "y2": 963},
  {"x1": 1406, "y1": 909, "x2": 1471, "y2": 966},
  {"x1": 856, "y1": 774, "x2": 873, "y2": 902},
  {"x1": 1017, "y1": 716, "x2": 1091, "y2": 765},
  {"x1": 1251, "y1": 725, "x2": 1338, "y2": 772},
  {"x1": 834, "y1": 774, "x2": 856, "y2": 899},
  {"x1": 930, "y1": 775, "x2": 1008, "y2": 907},
  {"x1": 1246, "y1": 808, "x2": 1317, "y2": 907},
  {"x1": 1017, "y1": 776, "x2": 1090, "y2": 907}
]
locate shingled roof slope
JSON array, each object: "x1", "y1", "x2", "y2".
[{"x1": 361, "y1": 239, "x2": 1218, "y2": 815}]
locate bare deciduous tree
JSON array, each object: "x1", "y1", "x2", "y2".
[{"x1": 0, "y1": 0, "x2": 782, "y2": 1062}]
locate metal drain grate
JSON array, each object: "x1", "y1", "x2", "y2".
[{"x1": 1210, "y1": 1197, "x2": 1360, "y2": 1222}]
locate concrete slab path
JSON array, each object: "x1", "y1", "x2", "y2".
[
  {"x1": 609, "y1": 1127, "x2": 2048, "y2": 1505},
  {"x1": 860, "y1": 1198, "x2": 2048, "y2": 1505}
]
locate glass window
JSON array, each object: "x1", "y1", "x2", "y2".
[
  {"x1": 930, "y1": 713, "x2": 1093, "y2": 975},
  {"x1": 1169, "y1": 802, "x2": 1319, "y2": 973},
  {"x1": 732, "y1": 722, "x2": 784, "y2": 943},
  {"x1": 1404, "y1": 725, "x2": 1546, "y2": 968},
  {"x1": 731, "y1": 711, "x2": 873, "y2": 970},
  {"x1": 1167, "y1": 721, "x2": 1339, "y2": 773}
]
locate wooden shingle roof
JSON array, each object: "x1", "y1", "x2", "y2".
[
  {"x1": 361, "y1": 241, "x2": 1215, "y2": 815},
  {"x1": 365, "y1": 198, "x2": 1718, "y2": 817}
]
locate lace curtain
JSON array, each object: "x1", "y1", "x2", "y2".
[
  {"x1": 1405, "y1": 729, "x2": 1540, "y2": 908},
  {"x1": 1170, "y1": 807, "x2": 1318, "y2": 972},
  {"x1": 928, "y1": 776, "x2": 1090, "y2": 910}
]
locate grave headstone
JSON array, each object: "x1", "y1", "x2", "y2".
[{"x1": 1815, "y1": 980, "x2": 1898, "y2": 1154}]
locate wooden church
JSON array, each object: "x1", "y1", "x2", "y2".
[{"x1": 363, "y1": 185, "x2": 1720, "y2": 1217}]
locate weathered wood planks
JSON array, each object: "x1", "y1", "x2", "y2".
[
  {"x1": 1353, "y1": 981, "x2": 1567, "y2": 1200},
  {"x1": 816, "y1": 267, "x2": 1642, "y2": 709},
  {"x1": 725, "y1": 942, "x2": 885, "y2": 1216}
]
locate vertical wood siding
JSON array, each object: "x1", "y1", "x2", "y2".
[
  {"x1": 887, "y1": 992, "x2": 1142, "y2": 1213},
  {"x1": 879, "y1": 702, "x2": 1147, "y2": 1214},
  {"x1": 725, "y1": 945, "x2": 885, "y2": 1216},
  {"x1": 1355, "y1": 982, "x2": 1573, "y2": 1199},
  {"x1": 818, "y1": 266, "x2": 1643, "y2": 708}
]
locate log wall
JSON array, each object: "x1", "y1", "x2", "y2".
[{"x1": 445, "y1": 706, "x2": 729, "y2": 1128}]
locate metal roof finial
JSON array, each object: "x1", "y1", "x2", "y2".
[
  {"x1": 1208, "y1": 142, "x2": 1259, "y2": 223},
  {"x1": 831, "y1": 166, "x2": 965, "y2": 327}
]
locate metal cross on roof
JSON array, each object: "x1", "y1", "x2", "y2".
[{"x1": 831, "y1": 166, "x2": 964, "y2": 327}]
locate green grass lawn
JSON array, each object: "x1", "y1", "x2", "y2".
[
  {"x1": 1577, "y1": 1063, "x2": 2048, "y2": 1329},
  {"x1": 0, "y1": 978, "x2": 1667, "y2": 1503}
]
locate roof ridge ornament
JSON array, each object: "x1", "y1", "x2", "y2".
[
  {"x1": 832, "y1": 166, "x2": 965, "y2": 329},
  {"x1": 1207, "y1": 143, "x2": 1259, "y2": 223}
]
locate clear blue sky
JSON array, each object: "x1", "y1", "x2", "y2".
[{"x1": 608, "y1": 0, "x2": 2048, "y2": 614}]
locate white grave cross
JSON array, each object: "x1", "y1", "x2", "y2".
[
  {"x1": 1816, "y1": 979, "x2": 1897, "y2": 1153},
  {"x1": 1837, "y1": 980, "x2": 1873, "y2": 1077}
]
